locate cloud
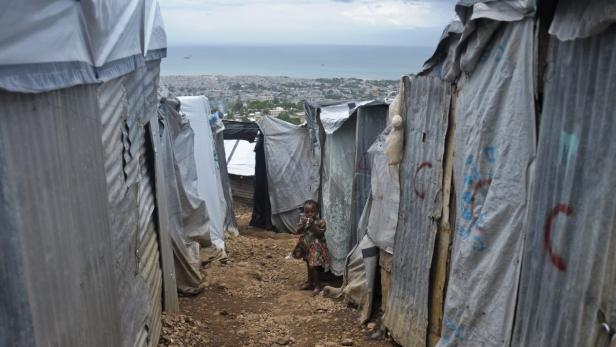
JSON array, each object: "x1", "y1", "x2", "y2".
[
  {"x1": 342, "y1": 2, "x2": 439, "y2": 27},
  {"x1": 159, "y1": 0, "x2": 457, "y2": 46}
]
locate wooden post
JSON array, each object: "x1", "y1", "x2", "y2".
[
  {"x1": 148, "y1": 117, "x2": 179, "y2": 312},
  {"x1": 428, "y1": 85, "x2": 457, "y2": 346}
]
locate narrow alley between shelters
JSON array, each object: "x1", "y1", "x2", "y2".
[{"x1": 158, "y1": 203, "x2": 395, "y2": 347}]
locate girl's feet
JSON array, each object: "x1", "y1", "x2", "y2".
[
  {"x1": 312, "y1": 287, "x2": 321, "y2": 296},
  {"x1": 300, "y1": 282, "x2": 313, "y2": 290}
]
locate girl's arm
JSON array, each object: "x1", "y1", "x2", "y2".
[
  {"x1": 292, "y1": 222, "x2": 303, "y2": 235},
  {"x1": 293, "y1": 215, "x2": 308, "y2": 235},
  {"x1": 310, "y1": 220, "x2": 326, "y2": 237}
]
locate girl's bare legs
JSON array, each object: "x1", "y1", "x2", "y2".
[
  {"x1": 300, "y1": 261, "x2": 313, "y2": 290},
  {"x1": 310, "y1": 266, "x2": 321, "y2": 294}
]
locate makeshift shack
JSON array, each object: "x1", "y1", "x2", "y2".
[
  {"x1": 0, "y1": 2, "x2": 176, "y2": 346},
  {"x1": 315, "y1": 101, "x2": 389, "y2": 275}
]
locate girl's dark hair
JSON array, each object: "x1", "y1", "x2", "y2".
[{"x1": 303, "y1": 199, "x2": 319, "y2": 212}]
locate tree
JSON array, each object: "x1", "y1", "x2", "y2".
[{"x1": 231, "y1": 98, "x2": 243, "y2": 113}]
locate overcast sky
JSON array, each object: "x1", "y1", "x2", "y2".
[{"x1": 159, "y1": 0, "x2": 458, "y2": 47}]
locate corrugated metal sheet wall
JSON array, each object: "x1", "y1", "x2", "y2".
[
  {"x1": 384, "y1": 75, "x2": 451, "y2": 347},
  {"x1": 512, "y1": 24, "x2": 616, "y2": 347},
  {"x1": 380, "y1": 7, "x2": 616, "y2": 347},
  {"x1": 0, "y1": 85, "x2": 122, "y2": 346},
  {"x1": 99, "y1": 61, "x2": 164, "y2": 347}
]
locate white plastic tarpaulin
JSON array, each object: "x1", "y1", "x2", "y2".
[
  {"x1": 0, "y1": 0, "x2": 166, "y2": 93},
  {"x1": 258, "y1": 116, "x2": 320, "y2": 232},
  {"x1": 319, "y1": 100, "x2": 379, "y2": 134},
  {"x1": 178, "y1": 96, "x2": 228, "y2": 250},
  {"x1": 438, "y1": 4, "x2": 536, "y2": 346},
  {"x1": 224, "y1": 139, "x2": 256, "y2": 177}
]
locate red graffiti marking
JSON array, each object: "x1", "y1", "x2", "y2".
[
  {"x1": 470, "y1": 179, "x2": 492, "y2": 213},
  {"x1": 544, "y1": 204, "x2": 572, "y2": 272},
  {"x1": 413, "y1": 162, "x2": 433, "y2": 199}
]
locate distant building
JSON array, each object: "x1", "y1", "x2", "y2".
[{"x1": 270, "y1": 106, "x2": 285, "y2": 116}]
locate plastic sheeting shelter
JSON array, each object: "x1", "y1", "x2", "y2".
[
  {"x1": 156, "y1": 97, "x2": 209, "y2": 293},
  {"x1": 327, "y1": 126, "x2": 401, "y2": 322},
  {"x1": 178, "y1": 96, "x2": 229, "y2": 250},
  {"x1": 318, "y1": 101, "x2": 388, "y2": 275},
  {"x1": 221, "y1": 120, "x2": 273, "y2": 229},
  {"x1": 258, "y1": 116, "x2": 320, "y2": 233}
]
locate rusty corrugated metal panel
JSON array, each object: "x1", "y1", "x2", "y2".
[
  {"x1": 0, "y1": 86, "x2": 122, "y2": 346},
  {"x1": 384, "y1": 75, "x2": 452, "y2": 347},
  {"x1": 512, "y1": 25, "x2": 616, "y2": 347}
]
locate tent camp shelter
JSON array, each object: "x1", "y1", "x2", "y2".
[
  {"x1": 221, "y1": 120, "x2": 273, "y2": 229},
  {"x1": 308, "y1": 101, "x2": 389, "y2": 276},
  {"x1": 0, "y1": 2, "x2": 178, "y2": 346},
  {"x1": 177, "y1": 96, "x2": 231, "y2": 250}
]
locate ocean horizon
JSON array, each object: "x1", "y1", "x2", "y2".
[{"x1": 161, "y1": 44, "x2": 435, "y2": 80}]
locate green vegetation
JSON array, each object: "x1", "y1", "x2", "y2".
[{"x1": 278, "y1": 112, "x2": 302, "y2": 125}]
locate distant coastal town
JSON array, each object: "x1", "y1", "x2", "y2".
[{"x1": 160, "y1": 75, "x2": 399, "y2": 124}]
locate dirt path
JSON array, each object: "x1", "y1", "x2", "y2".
[{"x1": 159, "y1": 205, "x2": 395, "y2": 347}]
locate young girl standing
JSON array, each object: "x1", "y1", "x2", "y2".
[{"x1": 292, "y1": 200, "x2": 331, "y2": 294}]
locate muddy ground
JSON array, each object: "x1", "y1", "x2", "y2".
[{"x1": 159, "y1": 203, "x2": 395, "y2": 347}]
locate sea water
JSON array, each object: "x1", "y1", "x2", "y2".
[{"x1": 161, "y1": 44, "x2": 435, "y2": 80}]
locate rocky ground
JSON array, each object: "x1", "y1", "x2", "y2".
[{"x1": 159, "y1": 203, "x2": 396, "y2": 347}]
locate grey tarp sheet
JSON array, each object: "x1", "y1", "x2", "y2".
[
  {"x1": 512, "y1": 24, "x2": 616, "y2": 347},
  {"x1": 157, "y1": 98, "x2": 206, "y2": 292},
  {"x1": 385, "y1": 75, "x2": 451, "y2": 347},
  {"x1": 179, "y1": 96, "x2": 228, "y2": 249},
  {"x1": 258, "y1": 116, "x2": 320, "y2": 232},
  {"x1": 438, "y1": 17, "x2": 536, "y2": 347},
  {"x1": 327, "y1": 125, "x2": 400, "y2": 321},
  {"x1": 0, "y1": 84, "x2": 122, "y2": 347},
  {"x1": 0, "y1": 0, "x2": 167, "y2": 93},
  {"x1": 161, "y1": 98, "x2": 211, "y2": 246},
  {"x1": 332, "y1": 232, "x2": 379, "y2": 323},
  {"x1": 420, "y1": 21, "x2": 463, "y2": 82},
  {"x1": 349, "y1": 104, "x2": 388, "y2": 248},
  {"x1": 212, "y1": 112, "x2": 239, "y2": 236},
  {"x1": 548, "y1": 0, "x2": 616, "y2": 41},
  {"x1": 365, "y1": 127, "x2": 399, "y2": 254},
  {"x1": 322, "y1": 115, "x2": 357, "y2": 275}
]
